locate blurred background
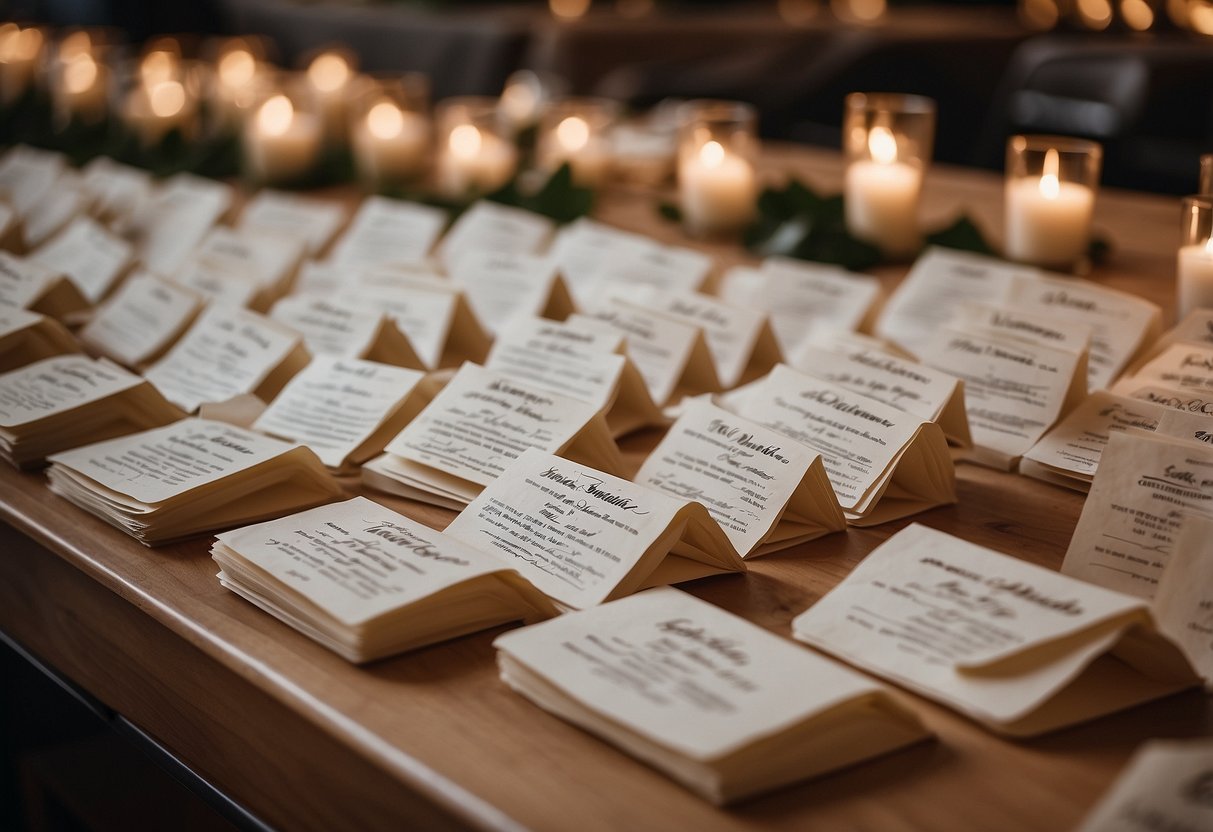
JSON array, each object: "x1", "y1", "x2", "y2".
[{"x1": 4, "y1": 0, "x2": 1213, "y2": 194}]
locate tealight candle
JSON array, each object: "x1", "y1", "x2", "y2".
[
  {"x1": 243, "y1": 93, "x2": 322, "y2": 185},
  {"x1": 352, "y1": 98, "x2": 430, "y2": 186},
  {"x1": 211, "y1": 44, "x2": 263, "y2": 128},
  {"x1": 56, "y1": 52, "x2": 108, "y2": 123},
  {"x1": 1177, "y1": 196, "x2": 1213, "y2": 319},
  {"x1": 435, "y1": 98, "x2": 517, "y2": 198},
  {"x1": 537, "y1": 99, "x2": 617, "y2": 187},
  {"x1": 1004, "y1": 136, "x2": 1101, "y2": 271},
  {"x1": 122, "y1": 79, "x2": 196, "y2": 146},
  {"x1": 304, "y1": 50, "x2": 355, "y2": 140},
  {"x1": 677, "y1": 100, "x2": 758, "y2": 236},
  {"x1": 0, "y1": 24, "x2": 44, "y2": 106},
  {"x1": 842, "y1": 93, "x2": 935, "y2": 258}
]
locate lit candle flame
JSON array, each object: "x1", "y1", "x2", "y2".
[
  {"x1": 1039, "y1": 147, "x2": 1061, "y2": 200},
  {"x1": 258, "y1": 94, "x2": 294, "y2": 136},
  {"x1": 868, "y1": 125, "x2": 898, "y2": 165},
  {"x1": 148, "y1": 81, "x2": 185, "y2": 118},
  {"x1": 450, "y1": 124, "x2": 483, "y2": 159},
  {"x1": 140, "y1": 49, "x2": 176, "y2": 85},
  {"x1": 218, "y1": 49, "x2": 256, "y2": 87},
  {"x1": 63, "y1": 53, "x2": 98, "y2": 93},
  {"x1": 59, "y1": 30, "x2": 92, "y2": 61},
  {"x1": 0, "y1": 25, "x2": 43, "y2": 62},
  {"x1": 307, "y1": 53, "x2": 350, "y2": 93},
  {"x1": 367, "y1": 100, "x2": 404, "y2": 140},
  {"x1": 501, "y1": 83, "x2": 538, "y2": 122},
  {"x1": 556, "y1": 115, "x2": 590, "y2": 152},
  {"x1": 699, "y1": 140, "x2": 726, "y2": 168}
]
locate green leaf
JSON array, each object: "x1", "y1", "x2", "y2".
[
  {"x1": 1089, "y1": 233, "x2": 1112, "y2": 265},
  {"x1": 486, "y1": 163, "x2": 594, "y2": 225},
  {"x1": 657, "y1": 201, "x2": 682, "y2": 222},
  {"x1": 924, "y1": 214, "x2": 996, "y2": 255}
]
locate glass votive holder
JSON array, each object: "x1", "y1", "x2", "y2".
[
  {"x1": 117, "y1": 55, "x2": 204, "y2": 148},
  {"x1": 0, "y1": 24, "x2": 46, "y2": 106},
  {"x1": 536, "y1": 97, "x2": 618, "y2": 188},
  {"x1": 350, "y1": 73, "x2": 432, "y2": 189},
  {"x1": 300, "y1": 46, "x2": 358, "y2": 143},
  {"x1": 434, "y1": 96, "x2": 518, "y2": 199},
  {"x1": 206, "y1": 36, "x2": 274, "y2": 133},
  {"x1": 499, "y1": 69, "x2": 567, "y2": 135},
  {"x1": 1177, "y1": 196, "x2": 1213, "y2": 319},
  {"x1": 1004, "y1": 134, "x2": 1101, "y2": 271},
  {"x1": 676, "y1": 100, "x2": 758, "y2": 237},
  {"x1": 242, "y1": 84, "x2": 323, "y2": 187},
  {"x1": 50, "y1": 46, "x2": 111, "y2": 128},
  {"x1": 843, "y1": 92, "x2": 935, "y2": 259},
  {"x1": 1200, "y1": 153, "x2": 1213, "y2": 195}
]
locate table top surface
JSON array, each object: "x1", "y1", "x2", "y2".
[{"x1": 2, "y1": 146, "x2": 1208, "y2": 832}]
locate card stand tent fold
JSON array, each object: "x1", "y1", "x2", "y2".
[
  {"x1": 0, "y1": 308, "x2": 79, "y2": 373},
  {"x1": 0, "y1": 251, "x2": 89, "y2": 322},
  {"x1": 270, "y1": 294, "x2": 427, "y2": 371}
]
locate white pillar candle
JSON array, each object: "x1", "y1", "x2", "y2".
[
  {"x1": 1005, "y1": 148, "x2": 1095, "y2": 268},
  {"x1": 844, "y1": 126, "x2": 923, "y2": 257},
  {"x1": 305, "y1": 52, "x2": 353, "y2": 140},
  {"x1": 351, "y1": 101, "x2": 430, "y2": 185},
  {"x1": 1178, "y1": 237, "x2": 1213, "y2": 319},
  {"x1": 122, "y1": 80, "x2": 196, "y2": 147},
  {"x1": 542, "y1": 115, "x2": 610, "y2": 187},
  {"x1": 243, "y1": 94, "x2": 322, "y2": 185},
  {"x1": 678, "y1": 139, "x2": 756, "y2": 235},
  {"x1": 59, "y1": 53, "x2": 107, "y2": 122},
  {"x1": 437, "y1": 124, "x2": 517, "y2": 198},
  {"x1": 213, "y1": 48, "x2": 260, "y2": 128}
]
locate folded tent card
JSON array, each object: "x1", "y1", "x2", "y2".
[
  {"x1": 327, "y1": 195, "x2": 446, "y2": 271},
  {"x1": 547, "y1": 218, "x2": 668, "y2": 305},
  {"x1": 130, "y1": 173, "x2": 233, "y2": 276},
  {"x1": 78, "y1": 156, "x2": 153, "y2": 227},
  {"x1": 1113, "y1": 342, "x2": 1213, "y2": 398},
  {"x1": 0, "y1": 250, "x2": 88, "y2": 322},
  {"x1": 635, "y1": 399, "x2": 846, "y2": 557},
  {"x1": 253, "y1": 356, "x2": 431, "y2": 472},
  {"x1": 434, "y1": 200, "x2": 555, "y2": 271},
  {"x1": 0, "y1": 355, "x2": 182, "y2": 468},
  {"x1": 46, "y1": 417, "x2": 342, "y2": 546},
  {"x1": 1072, "y1": 739, "x2": 1213, "y2": 832},
  {"x1": 29, "y1": 215, "x2": 134, "y2": 305},
  {"x1": 212, "y1": 496, "x2": 558, "y2": 663},
  {"x1": 237, "y1": 189, "x2": 350, "y2": 258},
  {"x1": 364, "y1": 362, "x2": 624, "y2": 510},
  {"x1": 170, "y1": 226, "x2": 306, "y2": 312},
  {"x1": 732, "y1": 364, "x2": 956, "y2": 525},
  {"x1": 484, "y1": 315, "x2": 665, "y2": 438},
  {"x1": 22, "y1": 173, "x2": 88, "y2": 249},
  {"x1": 446, "y1": 251, "x2": 575, "y2": 336},
  {"x1": 0, "y1": 307, "x2": 79, "y2": 373},
  {"x1": 792, "y1": 524, "x2": 1201, "y2": 737},
  {"x1": 444, "y1": 448, "x2": 746, "y2": 610},
  {"x1": 0, "y1": 145, "x2": 66, "y2": 218},
  {"x1": 78, "y1": 272, "x2": 205, "y2": 370},
  {"x1": 494, "y1": 587, "x2": 928, "y2": 805},
  {"x1": 269, "y1": 294, "x2": 425, "y2": 370}
]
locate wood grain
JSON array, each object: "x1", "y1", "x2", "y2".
[{"x1": 0, "y1": 147, "x2": 1206, "y2": 832}]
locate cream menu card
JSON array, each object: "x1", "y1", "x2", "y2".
[
  {"x1": 447, "y1": 251, "x2": 574, "y2": 336},
  {"x1": 79, "y1": 272, "x2": 202, "y2": 369},
  {"x1": 328, "y1": 196, "x2": 446, "y2": 269},
  {"x1": 238, "y1": 189, "x2": 348, "y2": 256},
  {"x1": 1073, "y1": 740, "x2": 1213, "y2": 832},
  {"x1": 269, "y1": 294, "x2": 424, "y2": 369}
]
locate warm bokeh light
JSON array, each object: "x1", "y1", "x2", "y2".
[
  {"x1": 1076, "y1": 0, "x2": 1114, "y2": 29},
  {"x1": 1190, "y1": 0, "x2": 1213, "y2": 32},
  {"x1": 615, "y1": 0, "x2": 653, "y2": 17},
  {"x1": 699, "y1": 140, "x2": 726, "y2": 168},
  {"x1": 367, "y1": 100, "x2": 405, "y2": 139},
  {"x1": 868, "y1": 125, "x2": 898, "y2": 165},
  {"x1": 59, "y1": 30, "x2": 92, "y2": 61},
  {"x1": 258, "y1": 94, "x2": 294, "y2": 135},
  {"x1": 1167, "y1": 0, "x2": 1190, "y2": 26},
  {"x1": 1120, "y1": 0, "x2": 1155, "y2": 29},
  {"x1": 63, "y1": 53, "x2": 98, "y2": 93},
  {"x1": 140, "y1": 49, "x2": 177, "y2": 85},
  {"x1": 307, "y1": 52, "x2": 351, "y2": 92},
  {"x1": 1039, "y1": 148, "x2": 1061, "y2": 200},
  {"x1": 550, "y1": 0, "x2": 592, "y2": 20},
  {"x1": 0, "y1": 25, "x2": 43, "y2": 63},
  {"x1": 148, "y1": 80, "x2": 186, "y2": 118},
  {"x1": 832, "y1": 0, "x2": 888, "y2": 22},
  {"x1": 501, "y1": 84, "x2": 538, "y2": 124},
  {"x1": 218, "y1": 49, "x2": 256, "y2": 87},
  {"x1": 450, "y1": 124, "x2": 483, "y2": 159},
  {"x1": 556, "y1": 115, "x2": 590, "y2": 152},
  {"x1": 778, "y1": 0, "x2": 821, "y2": 25},
  {"x1": 1019, "y1": 0, "x2": 1061, "y2": 29}
]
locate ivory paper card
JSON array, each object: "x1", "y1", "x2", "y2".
[
  {"x1": 131, "y1": 173, "x2": 232, "y2": 275},
  {"x1": 1154, "y1": 407, "x2": 1213, "y2": 446},
  {"x1": 1124, "y1": 385, "x2": 1213, "y2": 416},
  {"x1": 79, "y1": 157, "x2": 152, "y2": 224},
  {"x1": 952, "y1": 301, "x2": 1092, "y2": 354},
  {"x1": 1073, "y1": 740, "x2": 1213, "y2": 832},
  {"x1": 494, "y1": 587, "x2": 927, "y2": 804},
  {"x1": 875, "y1": 247, "x2": 1039, "y2": 356},
  {"x1": 572, "y1": 299, "x2": 722, "y2": 406},
  {"x1": 793, "y1": 524, "x2": 1199, "y2": 736},
  {"x1": 0, "y1": 201, "x2": 22, "y2": 253},
  {"x1": 590, "y1": 242, "x2": 713, "y2": 296},
  {"x1": 359, "y1": 279, "x2": 490, "y2": 370},
  {"x1": 736, "y1": 364, "x2": 956, "y2": 525},
  {"x1": 447, "y1": 252, "x2": 574, "y2": 335},
  {"x1": 1115, "y1": 343, "x2": 1213, "y2": 397},
  {"x1": 253, "y1": 357, "x2": 429, "y2": 470},
  {"x1": 171, "y1": 257, "x2": 261, "y2": 309},
  {"x1": 238, "y1": 189, "x2": 348, "y2": 256},
  {"x1": 0, "y1": 354, "x2": 181, "y2": 467},
  {"x1": 0, "y1": 251, "x2": 87, "y2": 320},
  {"x1": 1020, "y1": 391, "x2": 1167, "y2": 491},
  {"x1": 800, "y1": 329, "x2": 916, "y2": 360},
  {"x1": 212, "y1": 496, "x2": 557, "y2": 662},
  {"x1": 1063, "y1": 432, "x2": 1213, "y2": 599},
  {"x1": 635, "y1": 400, "x2": 846, "y2": 556},
  {"x1": 436, "y1": 201, "x2": 553, "y2": 268},
  {"x1": 329, "y1": 196, "x2": 445, "y2": 269},
  {"x1": 446, "y1": 449, "x2": 746, "y2": 609},
  {"x1": 918, "y1": 324, "x2": 1087, "y2": 469},
  {"x1": 22, "y1": 178, "x2": 86, "y2": 248},
  {"x1": 365, "y1": 363, "x2": 624, "y2": 508},
  {"x1": 180, "y1": 226, "x2": 306, "y2": 310},
  {"x1": 1126, "y1": 308, "x2": 1213, "y2": 377},
  {"x1": 790, "y1": 343, "x2": 970, "y2": 446},
  {"x1": 0, "y1": 307, "x2": 78, "y2": 372},
  {"x1": 0, "y1": 145, "x2": 65, "y2": 216},
  {"x1": 79, "y1": 272, "x2": 203, "y2": 368},
  {"x1": 1004, "y1": 273, "x2": 1161, "y2": 390},
  {"x1": 30, "y1": 216, "x2": 133, "y2": 303},
  {"x1": 270, "y1": 294, "x2": 424, "y2": 369},
  {"x1": 485, "y1": 316, "x2": 664, "y2": 437},
  {"x1": 46, "y1": 417, "x2": 342, "y2": 545},
  {"x1": 1153, "y1": 512, "x2": 1213, "y2": 689},
  {"x1": 144, "y1": 306, "x2": 310, "y2": 413},
  {"x1": 718, "y1": 263, "x2": 882, "y2": 358},
  {"x1": 548, "y1": 218, "x2": 656, "y2": 305}
]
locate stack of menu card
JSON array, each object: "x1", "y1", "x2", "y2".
[
  {"x1": 484, "y1": 316, "x2": 665, "y2": 437},
  {"x1": 793, "y1": 524, "x2": 1200, "y2": 736},
  {"x1": 0, "y1": 355, "x2": 181, "y2": 468},
  {"x1": 445, "y1": 449, "x2": 746, "y2": 610},
  {"x1": 269, "y1": 294, "x2": 425, "y2": 369},
  {"x1": 0, "y1": 251, "x2": 88, "y2": 320},
  {"x1": 46, "y1": 418, "x2": 343, "y2": 545},
  {"x1": 143, "y1": 306, "x2": 310, "y2": 413},
  {"x1": 363, "y1": 363, "x2": 623, "y2": 509},
  {"x1": 212, "y1": 497, "x2": 558, "y2": 662},
  {"x1": 733, "y1": 364, "x2": 956, "y2": 525},
  {"x1": 78, "y1": 272, "x2": 204, "y2": 369},
  {"x1": 252, "y1": 357, "x2": 430, "y2": 472},
  {"x1": 494, "y1": 587, "x2": 928, "y2": 804},
  {"x1": 0, "y1": 308, "x2": 79, "y2": 372},
  {"x1": 635, "y1": 400, "x2": 846, "y2": 557}
]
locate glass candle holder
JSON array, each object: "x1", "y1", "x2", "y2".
[
  {"x1": 1177, "y1": 196, "x2": 1213, "y2": 319},
  {"x1": 0, "y1": 24, "x2": 46, "y2": 106},
  {"x1": 676, "y1": 100, "x2": 758, "y2": 237},
  {"x1": 1004, "y1": 134, "x2": 1101, "y2": 271},
  {"x1": 206, "y1": 36, "x2": 273, "y2": 133},
  {"x1": 50, "y1": 45, "x2": 111, "y2": 127},
  {"x1": 1200, "y1": 153, "x2": 1213, "y2": 195},
  {"x1": 435, "y1": 96, "x2": 518, "y2": 199},
  {"x1": 536, "y1": 97, "x2": 618, "y2": 188},
  {"x1": 499, "y1": 69, "x2": 567, "y2": 135},
  {"x1": 300, "y1": 46, "x2": 358, "y2": 143},
  {"x1": 843, "y1": 92, "x2": 935, "y2": 259},
  {"x1": 350, "y1": 73, "x2": 432, "y2": 189},
  {"x1": 117, "y1": 53, "x2": 204, "y2": 148},
  {"x1": 242, "y1": 83, "x2": 323, "y2": 186}
]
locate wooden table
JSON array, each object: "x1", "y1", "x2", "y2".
[{"x1": 1, "y1": 148, "x2": 1208, "y2": 832}]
